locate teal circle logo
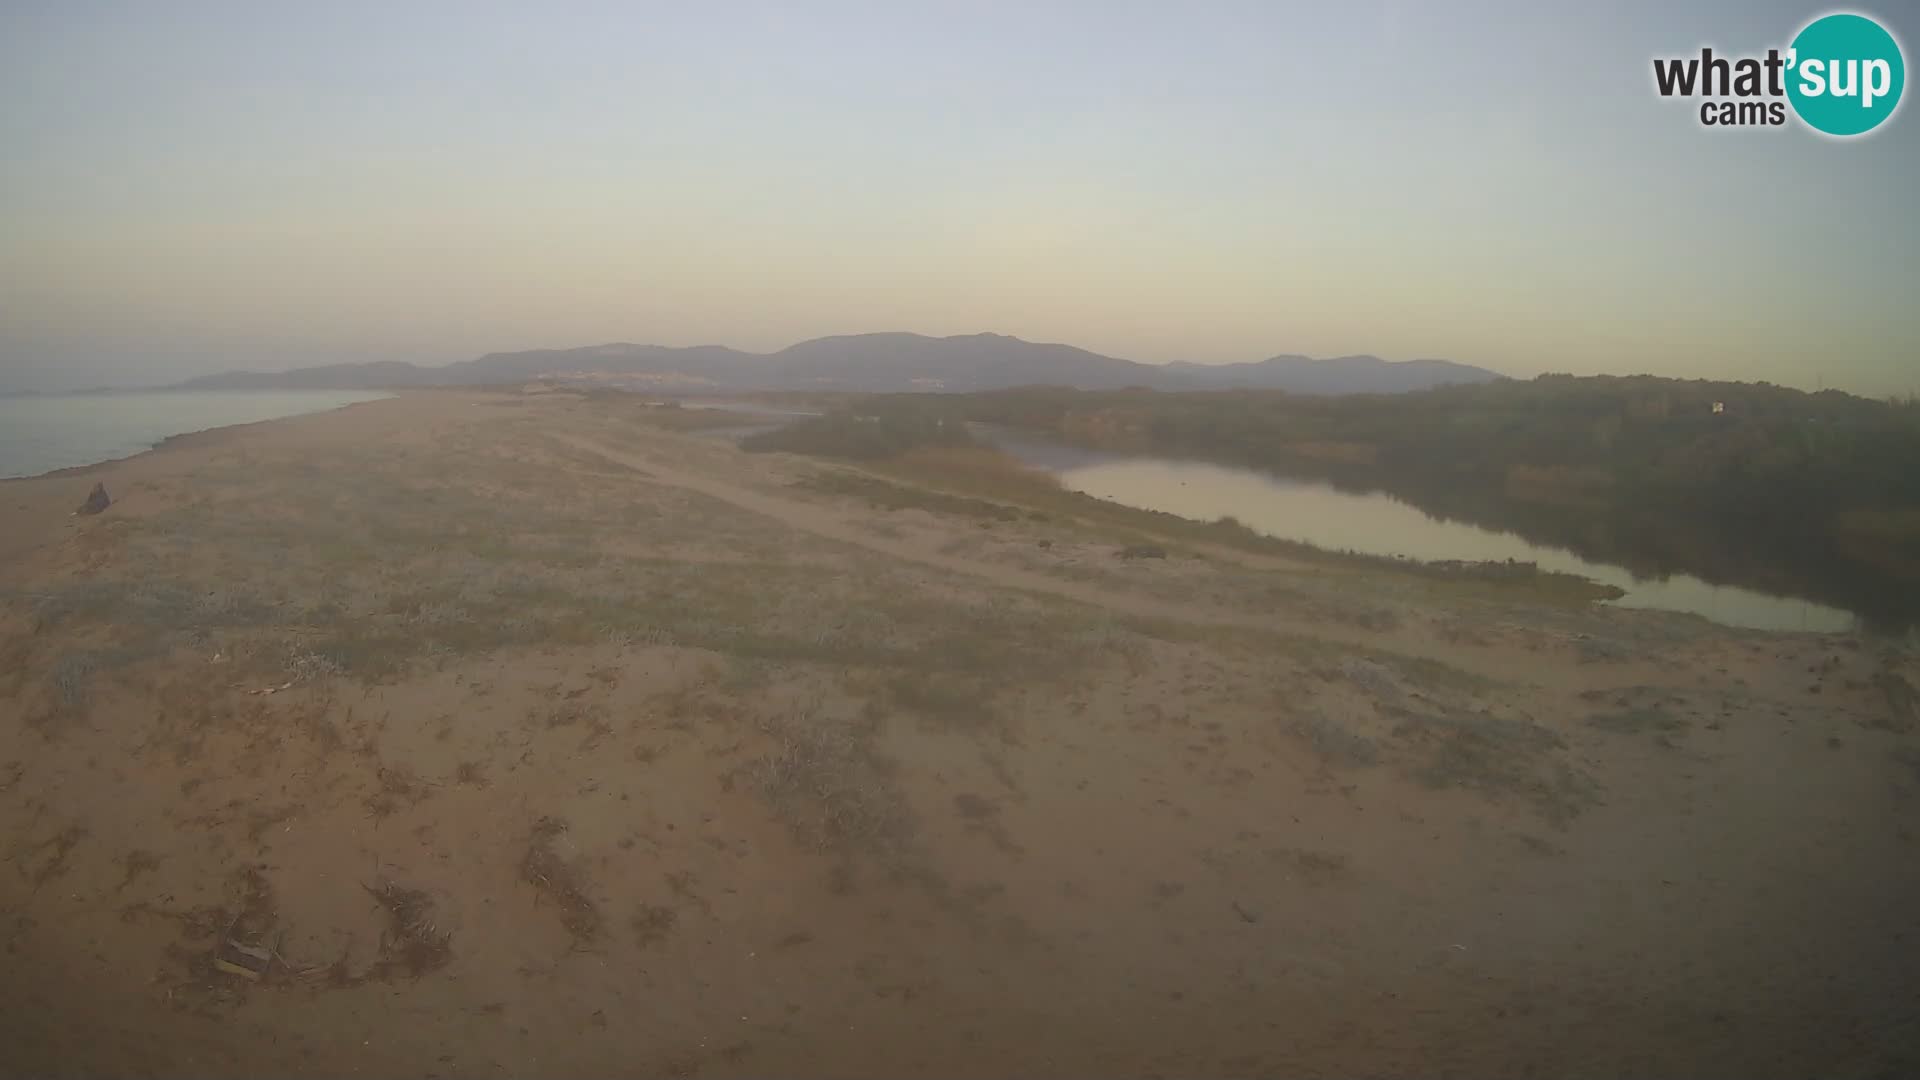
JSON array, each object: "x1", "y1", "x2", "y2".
[{"x1": 1786, "y1": 13, "x2": 1905, "y2": 136}]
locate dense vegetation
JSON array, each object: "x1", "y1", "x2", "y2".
[
  {"x1": 741, "y1": 399, "x2": 1627, "y2": 606},
  {"x1": 740, "y1": 408, "x2": 978, "y2": 460},
  {"x1": 795, "y1": 377, "x2": 1920, "y2": 628},
  {"x1": 936, "y1": 377, "x2": 1920, "y2": 520}
]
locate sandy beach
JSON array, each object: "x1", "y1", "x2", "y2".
[{"x1": 2, "y1": 389, "x2": 1916, "y2": 1077}]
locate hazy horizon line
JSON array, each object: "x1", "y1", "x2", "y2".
[{"x1": 14, "y1": 326, "x2": 1910, "y2": 401}]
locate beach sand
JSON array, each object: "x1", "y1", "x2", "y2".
[{"x1": 2, "y1": 389, "x2": 1916, "y2": 1077}]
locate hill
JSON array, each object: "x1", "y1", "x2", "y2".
[{"x1": 172, "y1": 333, "x2": 1503, "y2": 395}]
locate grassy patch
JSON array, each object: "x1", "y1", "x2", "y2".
[
  {"x1": 1393, "y1": 709, "x2": 1595, "y2": 824},
  {"x1": 24, "y1": 582, "x2": 276, "y2": 635},
  {"x1": 622, "y1": 403, "x2": 759, "y2": 432},
  {"x1": 885, "y1": 672, "x2": 1000, "y2": 733},
  {"x1": 1290, "y1": 713, "x2": 1381, "y2": 769},
  {"x1": 795, "y1": 470, "x2": 1029, "y2": 522},
  {"x1": 744, "y1": 410, "x2": 977, "y2": 460},
  {"x1": 1587, "y1": 706, "x2": 1688, "y2": 737},
  {"x1": 50, "y1": 651, "x2": 103, "y2": 710},
  {"x1": 746, "y1": 704, "x2": 912, "y2": 856}
]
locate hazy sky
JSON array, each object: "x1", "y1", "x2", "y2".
[{"x1": 3, "y1": 1, "x2": 1916, "y2": 393}]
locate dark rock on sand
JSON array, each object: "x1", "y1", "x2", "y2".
[{"x1": 76, "y1": 482, "x2": 111, "y2": 516}]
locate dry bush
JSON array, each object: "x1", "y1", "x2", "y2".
[
  {"x1": 362, "y1": 880, "x2": 453, "y2": 978},
  {"x1": 365, "y1": 765, "x2": 431, "y2": 822},
  {"x1": 521, "y1": 817, "x2": 601, "y2": 944}
]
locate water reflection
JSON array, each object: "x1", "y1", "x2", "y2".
[{"x1": 987, "y1": 433, "x2": 1857, "y2": 634}]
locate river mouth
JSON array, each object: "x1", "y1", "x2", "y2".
[{"x1": 980, "y1": 430, "x2": 1860, "y2": 634}]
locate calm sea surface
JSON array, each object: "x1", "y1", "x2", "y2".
[{"x1": 0, "y1": 390, "x2": 393, "y2": 480}]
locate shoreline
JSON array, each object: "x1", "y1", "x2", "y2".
[
  {"x1": 0, "y1": 390, "x2": 457, "y2": 568},
  {"x1": 0, "y1": 389, "x2": 406, "y2": 485}
]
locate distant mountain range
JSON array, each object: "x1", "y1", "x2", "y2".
[{"x1": 172, "y1": 332, "x2": 1503, "y2": 395}]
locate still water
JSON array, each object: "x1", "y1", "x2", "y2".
[
  {"x1": 985, "y1": 433, "x2": 1857, "y2": 634},
  {"x1": 0, "y1": 390, "x2": 393, "y2": 480}
]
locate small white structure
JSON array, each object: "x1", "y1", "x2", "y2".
[{"x1": 1712, "y1": 401, "x2": 1725, "y2": 414}]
